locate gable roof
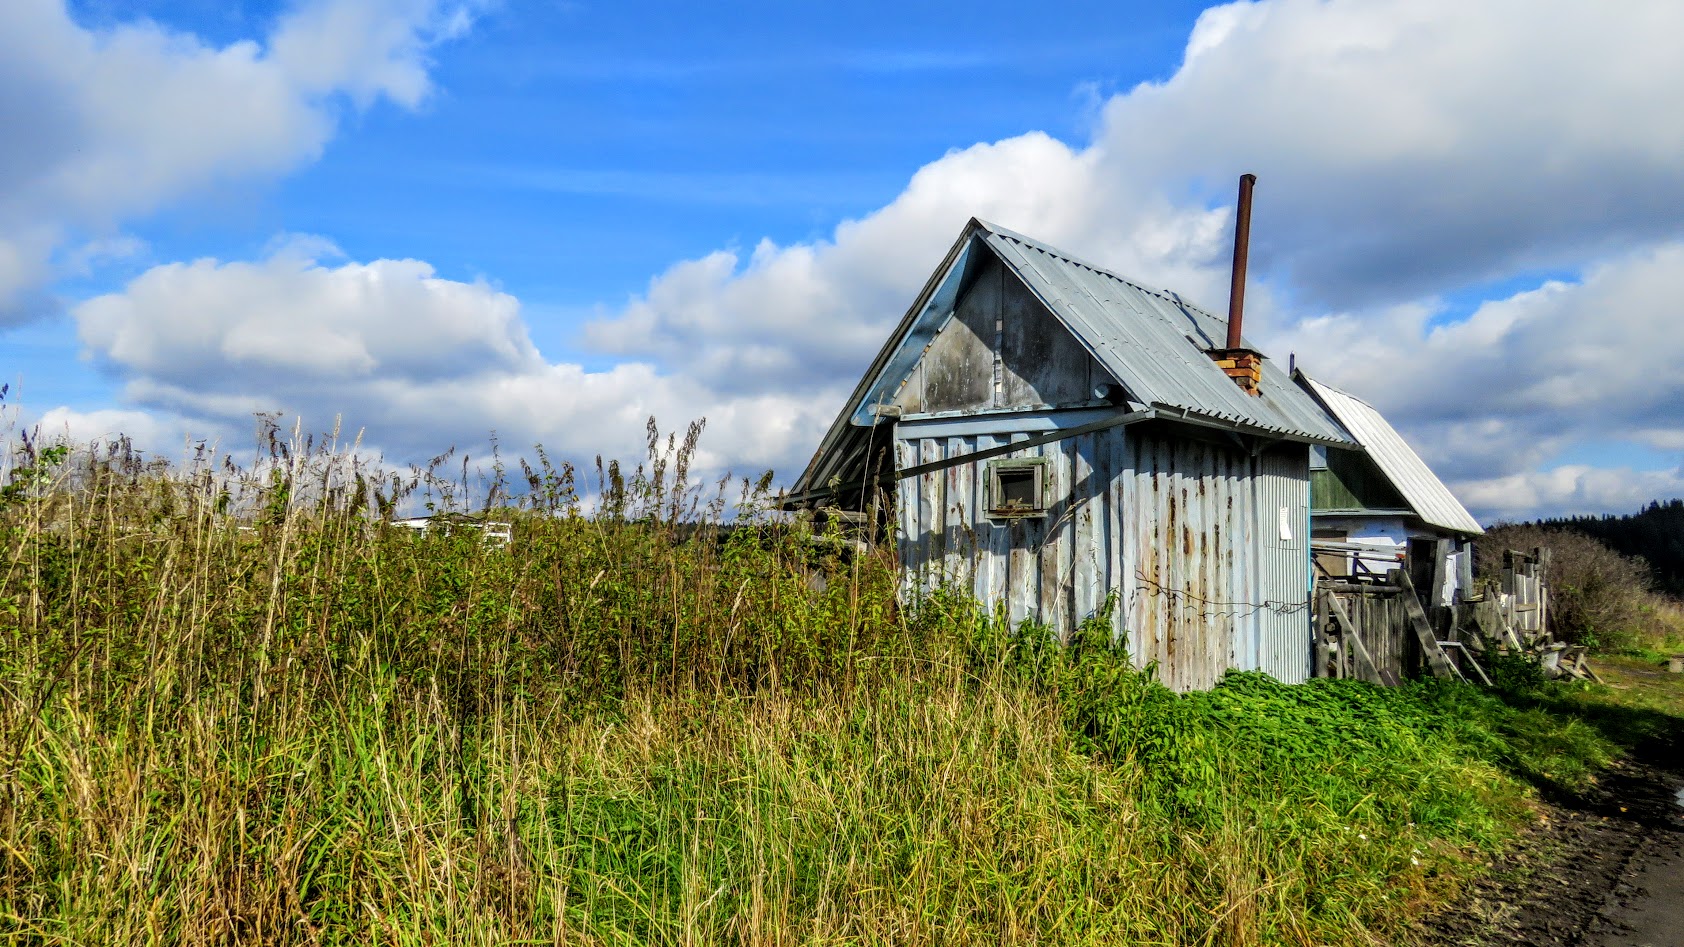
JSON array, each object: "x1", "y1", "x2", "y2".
[
  {"x1": 978, "y1": 223, "x2": 1350, "y2": 443},
  {"x1": 1297, "y1": 374, "x2": 1484, "y2": 536},
  {"x1": 789, "y1": 218, "x2": 1355, "y2": 500}
]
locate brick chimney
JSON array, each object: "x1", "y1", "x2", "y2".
[
  {"x1": 1211, "y1": 348, "x2": 1263, "y2": 395},
  {"x1": 1209, "y1": 173, "x2": 1264, "y2": 396}
]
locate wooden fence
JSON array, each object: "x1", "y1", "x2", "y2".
[
  {"x1": 1314, "y1": 569, "x2": 1469, "y2": 684},
  {"x1": 1313, "y1": 546, "x2": 1557, "y2": 685},
  {"x1": 1499, "y1": 547, "x2": 1549, "y2": 641}
]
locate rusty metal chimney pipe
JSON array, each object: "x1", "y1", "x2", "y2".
[{"x1": 1226, "y1": 173, "x2": 1256, "y2": 350}]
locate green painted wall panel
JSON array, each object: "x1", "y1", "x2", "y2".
[{"x1": 1311, "y1": 449, "x2": 1409, "y2": 513}]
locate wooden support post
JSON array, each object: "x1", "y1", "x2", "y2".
[
  {"x1": 1392, "y1": 569, "x2": 1461, "y2": 680},
  {"x1": 1312, "y1": 590, "x2": 1331, "y2": 678},
  {"x1": 1428, "y1": 537, "x2": 1450, "y2": 609}
]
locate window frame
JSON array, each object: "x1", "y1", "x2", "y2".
[{"x1": 985, "y1": 457, "x2": 1048, "y2": 520}]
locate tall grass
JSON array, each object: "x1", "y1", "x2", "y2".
[{"x1": 0, "y1": 422, "x2": 1627, "y2": 945}]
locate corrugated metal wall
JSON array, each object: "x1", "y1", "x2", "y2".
[
  {"x1": 895, "y1": 419, "x2": 1312, "y2": 691},
  {"x1": 1252, "y1": 446, "x2": 1312, "y2": 684}
]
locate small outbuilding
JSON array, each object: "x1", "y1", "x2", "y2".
[
  {"x1": 785, "y1": 216, "x2": 1357, "y2": 690},
  {"x1": 1295, "y1": 373, "x2": 1484, "y2": 607}
]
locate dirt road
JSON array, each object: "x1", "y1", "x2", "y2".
[
  {"x1": 1586, "y1": 818, "x2": 1684, "y2": 947},
  {"x1": 1425, "y1": 758, "x2": 1684, "y2": 946}
]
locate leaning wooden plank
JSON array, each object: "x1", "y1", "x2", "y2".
[
  {"x1": 1460, "y1": 646, "x2": 1494, "y2": 687},
  {"x1": 1440, "y1": 641, "x2": 1493, "y2": 686},
  {"x1": 1392, "y1": 569, "x2": 1461, "y2": 680},
  {"x1": 1491, "y1": 592, "x2": 1525, "y2": 652},
  {"x1": 1345, "y1": 617, "x2": 1395, "y2": 687},
  {"x1": 1324, "y1": 591, "x2": 1396, "y2": 686}
]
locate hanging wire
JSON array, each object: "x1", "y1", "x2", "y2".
[{"x1": 1128, "y1": 569, "x2": 1311, "y2": 622}]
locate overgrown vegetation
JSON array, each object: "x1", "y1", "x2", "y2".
[
  {"x1": 1479, "y1": 522, "x2": 1684, "y2": 653},
  {"x1": 0, "y1": 422, "x2": 1676, "y2": 946}
]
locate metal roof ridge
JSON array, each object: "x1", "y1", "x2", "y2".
[
  {"x1": 974, "y1": 221, "x2": 1227, "y2": 325},
  {"x1": 1297, "y1": 373, "x2": 1483, "y2": 535},
  {"x1": 1298, "y1": 373, "x2": 1382, "y2": 411}
]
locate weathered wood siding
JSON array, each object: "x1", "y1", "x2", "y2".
[
  {"x1": 891, "y1": 254, "x2": 1115, "y2": 416},
  {"x1": 895, "y1": 417, "x2": 1313, "y2": 691},
  {"x1": 1315, "y1": 585, "x2": 1415, "y2": 682}
]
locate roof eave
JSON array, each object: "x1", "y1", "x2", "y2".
[
  {"x1": 788, "y1": 219, "x2": 990, "y2": 496},
  {"x1": 1151, "y1": 403, "x2": 1355, "y2": 447}
]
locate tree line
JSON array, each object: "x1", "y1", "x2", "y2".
[{"x1": 1530, "y1": 499, "x2": 1684, "y2": 598}]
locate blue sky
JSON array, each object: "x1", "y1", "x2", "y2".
[
  {"x1": 6, "y1": 0, "x2": 1684, "y2": 521},
  {"x1": 98, "y1": 2, "x2": 1203, "y2": 294},
  {"x1": 25, "y1": 0, "x2": 1209, "y2": 400}
]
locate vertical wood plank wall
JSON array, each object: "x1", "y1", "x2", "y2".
[
  {"x1": 1316, "y1": 587, "x2": 1415, "y2": 682},
  {"x1": 895, "y1": 422, "x2": 1313, "y2": 691}
]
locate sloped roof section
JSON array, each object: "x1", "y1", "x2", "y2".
[
  {"x1": 1300, "y1": 375, "x2": 1484, "y2": 536},
  {"x1": 788, "y1": 218, "x2": 1355, "y2": 502},
  {"x1": 979, "y1": 222, "x2": 1352, "y2": 445}
]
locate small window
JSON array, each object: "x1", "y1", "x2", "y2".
[{"x1": 987, "y1": 459, "x2": 1046, "y2": 519}]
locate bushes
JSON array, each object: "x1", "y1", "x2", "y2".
[
  {"x1": 1479, "y1": 523, "x2": 1672, "y2": 651},
  {"x1": 1537, "y1": 499, "x2": 1684, "y2": 598}
]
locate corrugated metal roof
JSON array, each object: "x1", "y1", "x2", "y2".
[
  {"x1": 787, "y1": 218, "x2": 1356, "y2": 503},
  {"x1": 1300, "y1": 376, "x2": 1484, "y2": 536},
  {"x1": 979, "y1": 222, "x2": 1353, "y2": 446}
]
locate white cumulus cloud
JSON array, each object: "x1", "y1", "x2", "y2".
[
  {"x1": 67, "y1": 243, "x2": 841, "y2": 476},
  {"x1": 575, "y1": 0, "x2": 1684, "y2": 515},
  {"x1": 30, "y1": 0, "x2": 1684, "y2": 519},
  {"x1": 0, "y1": 0, "x2": 476, "y2": 322},
  {"x1": 1455, "y1": 465, "x2": 1684, "y2": 524},
  {"x1": 1279, "y1": 242, "x2": 1684, "y2": 491}
]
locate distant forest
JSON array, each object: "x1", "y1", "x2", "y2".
[{"x1": 1529, "y1": 499, "x2": 1684, "y2": 598}]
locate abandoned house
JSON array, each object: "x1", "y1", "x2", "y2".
[
  {"x1": 1295, "y1": 373, "x2": 1484, "y2": 607},
  {"x1": 784, "y1": 207, "x2": 1361, "y2": 691}
]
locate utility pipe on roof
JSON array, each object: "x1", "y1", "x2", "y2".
[{"x1": 1226, "y1": 173, "x2": 1257, "y2": 350}]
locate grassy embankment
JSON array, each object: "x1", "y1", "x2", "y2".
[{"x1": 1, "y1": 428, "x2": 1680, "y2": 946}]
